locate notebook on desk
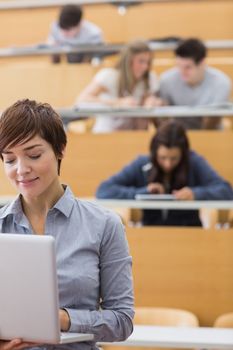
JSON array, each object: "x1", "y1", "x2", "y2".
[
  {"x1": 0, "y1": 234, "x2": 94, "y2": 344},
  {"x1": 135, "y1": 194, "x2": 176, "y2": 200}
]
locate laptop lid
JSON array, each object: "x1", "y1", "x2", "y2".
[{"x1": 0, "y1": 234, "x2": 93, "y2": 344}]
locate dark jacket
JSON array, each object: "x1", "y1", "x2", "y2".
[{"x1": 96, "y1": 151, "x2": 233, "y2": 226}]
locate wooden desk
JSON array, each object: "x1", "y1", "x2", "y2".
[
  {"x1": 0, "y1": 60, "x2": 232, "y2": 109},
  {"x1": 101, "y1": 325, "x2": 233, "y2": 349},
  {"x1": 1, "y1": 40, "x2": 233, "y2": 59},
  {"x1": 0, "y1": 63, "x2": 99, "y2": 109},
  {"x1": 59, "y1": 104, "x2": 233, "y2": 120},
  {"x1": 126, "y1": 227, "x2": 233, "y2": 326},
  {"x1": 60, "y1": 131, "x2": 233, "y2": 196},
  {"x1": 89, "y1": 199, "x2": 233, "y2": 210},
  {"x1": 0, "y1": 1, "x2": 232, "y2": 46},
  {"x1": 0, "y1": 196, "x2": 232, "y2": 211}
]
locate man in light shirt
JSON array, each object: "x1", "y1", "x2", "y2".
[
  {"x1": 47, "y1": 4, "x2": 104, "y2": 63},
  {"x1": 159, "y1": 38, "x2": 232, "y2": 129}
]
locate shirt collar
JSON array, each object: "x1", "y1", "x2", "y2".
[
  {"x1": 0, "y1": 194, "x2": 23, "y2": 220},
  {"x1": 53, "y1": 185, "x2": 76, "y2": 218},
  {"x1": 0, "y1": 185, "x2": 76, "y2": 220}
]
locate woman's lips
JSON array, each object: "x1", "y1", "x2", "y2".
[{"x1": 17, "y1": 177, "x2": 39, "y2": 185}]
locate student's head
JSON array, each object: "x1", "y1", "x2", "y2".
[
  {"x1": 149, "y1": 120, "x2": 190, "y2": 189},
  {"x1": 58, "y1": 4, "x2": 83, "y2": 38},
  {"x1": 175, "y1": 38, "x2": 207, "y2": 84},
  {"x1": 0, "y1": 99, "x2": 67, "y2": 196},
  {"x1": 116, "y1": 40, "x2": 152, "y2": 96}
]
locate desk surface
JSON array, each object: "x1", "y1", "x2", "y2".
[
  {"x1": 101, "y1": 325, "x2": 233, "y2": 349},
  {"x1": 90, "y1": 199, "x2": 233, "y2": 210},
  {"x1": 0, "y1": 196, "x2": 233, "y2": 210},
  {"x1": 0, "y1": 42, "x2": 121, "y2": 58},
  {"x1": 1, "y1": 39, "x2": 233, "y2": 58},
  {"x1": 0, "y1": 0, "x2": 152, "y2": 10},
  {"x1": 58, "y1": 103, "x2": 233, "y2": 120},
  {"x1": 1, "y1": 0, "x2": 233, "y2": 10}
]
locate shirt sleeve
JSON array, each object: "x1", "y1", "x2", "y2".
[
  {"x1": 157, "y1": 70, "x2": 175, "y2": 104},
  {"x1": 65, "y1": 212, "x2": 134, "y2": 342},
  {"x1": 96, "y1": 157, "x2": 149, "y2": 199},
  {"x1": 148, "y1": 71, "x2": 159, "y2": 94},
  {"x1": 212, "y1": 76, "x2": 232, "y2": 103},
  {"x1": 82, "y1": 20, "x2": 104, "y2": 44},
  {"x1": 93, "y1": 68, "x2": 118, "y2": 92},
  {"x1": 190, "y1": 153, "x2": 233, "y2": 200},
  {"x1": 46, "y1": 22, "x2": 58, "y2": 45},
  {"x1": 90, "y1": 29, "x2": 104, "y2": 44}
]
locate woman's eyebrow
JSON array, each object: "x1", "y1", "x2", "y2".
[
  {"x1": 2, "y1": 144, "x2": 43, "y2": 154},
  {"x1": 23, "y1": 144, "x2": 43, "y2": 151}
]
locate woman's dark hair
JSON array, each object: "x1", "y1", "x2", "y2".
[
  {"x1": 149, "y1": 120, "x2": 190, "y2": 191},
  {"x1": 59, "y1": 4, "x2": 83, "y2": 30},
  {"x1": 0, "y1": 99, "x2": 67, "y2": 175}
]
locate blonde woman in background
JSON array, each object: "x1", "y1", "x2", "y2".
[{"x1": 77, "y1": 40, "x2": 163, "y2": 132}]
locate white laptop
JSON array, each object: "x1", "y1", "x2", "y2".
[
  {"x1": 0, "y1": 234, "x2": 94, "y2": 344},
  {"x1": 135, "y1": 194, "x2": 176, "y2": 200}
]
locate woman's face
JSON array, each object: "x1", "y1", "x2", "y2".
[
  {"x1": 131, "y1": 52, "x2": 151, "y2": 80},
  {"x1": 156, "y1": 145, "x2": 182, "y2": 174},
  {"x1": 2, "y1": 135, "x2": 61, "y2": 200}
]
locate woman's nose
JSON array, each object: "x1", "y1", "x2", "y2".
[{"x1": 16, "y1": 159, "x2": 31, "y2": 175}]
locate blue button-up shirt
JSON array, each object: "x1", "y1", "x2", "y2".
[{"x1": 0, "y1": 186, "x2": 134, "y2": 350}]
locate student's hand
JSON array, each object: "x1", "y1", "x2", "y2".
[
  {"x1": 143, "y1": 96, "x2": 165, "y2": 107},
  {"x1": 147, "y1": 182, "x2": 165, "y2": 194},
  {"x1": 173, "y1": 187, "x2": 194, "y2": 200},
  {"x1": 0, "y1": 339, "x2": 39, "y2": 350},
  {"x1": 59, "y1": 309, "x2": 71, "y2": 332},
  {"x1": 117, "y1": 97, "x2": 138, "y2": 107}
]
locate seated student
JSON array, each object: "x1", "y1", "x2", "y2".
[
  {"x1": 96, "y1": 120, "x2": 233, "y2": 226},
  {"x1": 77, "y1": 40, "x2": 163, "y2": 132},
  {"x1": 47, "y1": 4, "x2": 104, "y2": 63},
  {"x1": 0, "y1": 99, "x2": 134, "y2": 350},
  {"x1": 159, "y1": 38, "x2": 232, "y2": 129}
]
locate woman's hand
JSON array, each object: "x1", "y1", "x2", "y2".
[
  {"x1": 173, "y1": 187, "x2": 194, "y2": 200},
  {"x1": 117, "y1": 96, "x2": 138, "y2": 107},
  {"x1": 143, "y1": 96, "x2": 165, "y2": 107},
  {"x1": 147, "y1": 182, "x2": 165, "y2": 194},
  {"x1": 59, "y1": 309, "x2": 71, "y2": 332},
  {"x1": 0, "y1": 339, "x2": 38, "y2": 350}
]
